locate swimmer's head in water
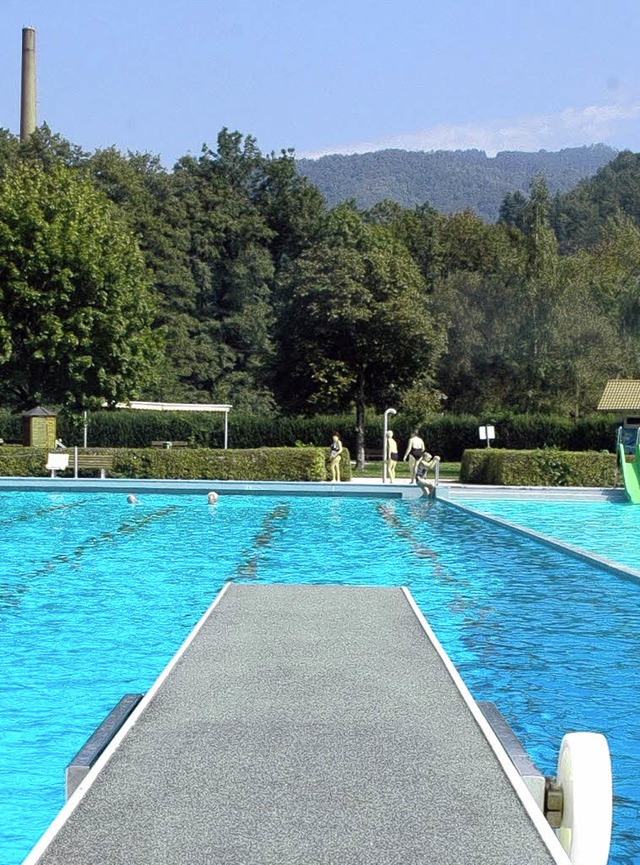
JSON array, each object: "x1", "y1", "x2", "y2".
[
  {"x1": 207, "y1": 491, "x2": 219, "y2": 504},
  {"x1": 126, "y1": 494, "x2": 139, "y2": 504}
]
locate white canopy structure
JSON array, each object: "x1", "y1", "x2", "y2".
[{"x1": 113, "y1": 401, "x2": 232, "y2": 449}]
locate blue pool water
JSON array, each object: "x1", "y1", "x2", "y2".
[
  {"x1": 1, "y1": 491, "x2": 639, "y2": 865},
  {"x1": 453, "y1": 496, "x2": 640, "y2": 573}
]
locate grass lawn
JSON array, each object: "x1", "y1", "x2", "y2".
[{"x1": 351, "y1": 460, "x2": 460, "y2": 481}]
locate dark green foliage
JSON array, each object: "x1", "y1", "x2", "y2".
[
  {"x1": 0, "y1": 447, "x2": 51, "y2": 476},
  {"x1": 0, "y1": 160, "x2": 157, "y2": 409},
  {"x1": 0, "y1": 408, "x2": 21, "y2": 442},
  {"x1": 61, "y1": 410, "x2": 359, "y2": 451},
  {"x1": 460, "y1": 447, "x2": 618, "y2": 487},
  {"x1": 51, "y1": 410, "x2": 618, "y2": 463},
  {"x1": 0, "y1": 121, "x2": 637, "y2": 426},
  {"x1": 0, "y1": 445, "x2": 333, "y2": 482},
  {"x1": 552, "y1": 151, "x2": 640, "y2": 252},
  {"x1": 297, "y1": 146, "x2": 615, "y2": 220}
]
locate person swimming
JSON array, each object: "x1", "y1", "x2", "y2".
[
  {"x1": 207, "y1": 491, "x2": 219, "y2": 504},
  {"x1": 126, "y1": 494, "x2": 139, "y2": 504}
]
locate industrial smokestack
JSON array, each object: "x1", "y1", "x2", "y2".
[{"x1": 20, "y1": 27, "x2": 36, "y2": 141}]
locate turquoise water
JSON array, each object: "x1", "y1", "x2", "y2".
[
  {"x1": 453, "y1": 496, "x2": 640, "y2": 572},
  {"x1": 1, "y1": 492, "x2": 639, "y2": 865}
]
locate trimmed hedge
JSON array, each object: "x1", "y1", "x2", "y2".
[
  {"x1": 0, "y1": 408, "x2": 619, "y2": 460},
  {"x1": 0, "y1": 445, "x2": 352, "y2": 483},
  {"x1": 460, "y1": 448, "x2": 619, "y2": 487}
]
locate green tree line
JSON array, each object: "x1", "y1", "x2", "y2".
[{"x1": 0, "y1": 125, "x2": 639, "y2": 463}]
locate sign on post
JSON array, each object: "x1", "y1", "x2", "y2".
[{"x1": 478, "y1": 425, "x2": 495, "y2": 448}]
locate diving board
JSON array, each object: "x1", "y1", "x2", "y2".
[{"x1": 24, "y1": 584, "x2": 569, "y2": 865}]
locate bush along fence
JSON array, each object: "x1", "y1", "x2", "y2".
[
  {"x1": 0, "y1": 408, "x2": 619, "y2": 461},
  {"x1": 0, "y1": 446, "x2": 352, "y2": 483},
  {"x1": 460, "y1": 448, "x2": 619, "y2": 487}
]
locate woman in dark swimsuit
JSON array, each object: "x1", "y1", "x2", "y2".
[
  {"x1": 329, "y1": 433, "x2": 344, "y2": 482},
  {"x1": 403, "y1": 428, "x2": 426, "y2": 483}
]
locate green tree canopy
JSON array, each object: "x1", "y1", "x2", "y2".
[
  {"x1": 275, "y1": 205, "x2": 445, "y2": 463},
  {"x1": 0, "y1": 161, "x2": 157, "y2": 409}
]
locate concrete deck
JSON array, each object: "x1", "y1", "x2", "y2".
[
  {"x1": 26, "y1": 584, "x2": 568, "y2": 865},
  {"x1": 0, "y1": 477, "x2": 419, "y2": 498}
]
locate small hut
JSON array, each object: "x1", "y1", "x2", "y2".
[
  {"x1": 22, "y1": 406, "x2": 57, "y2": 449},
  {"x1": 597, "y1": 380, "x2": 640, "y2": 451}
]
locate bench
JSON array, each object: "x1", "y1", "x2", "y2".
[
  {"x1": 364, "y1": 448, "x2": 385, "y2": 462},
  {"x1": 150, "y1": 440, "x2": 188, "y2": 449},
  {"x1": 76, "y1": 453, "x2": 114, "y2": 479}
]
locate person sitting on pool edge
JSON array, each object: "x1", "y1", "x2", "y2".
[
  {"x1": 329, "y1": 432, "x2": 344, "y2": 482},
  {"x1": 415, "y1": 452, "x2": 441, "y2": 497}
]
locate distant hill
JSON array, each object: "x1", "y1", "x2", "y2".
[
  {"x1": 552, "y1": 151, "x2": 640, "y2": 250},
  {"x1": 297, "y1": 145, "x2": 617, "y2": 221}
]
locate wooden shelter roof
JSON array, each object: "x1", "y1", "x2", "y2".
[{"x1": 597, "y1": 380, "x2": 640, "y2": 411}]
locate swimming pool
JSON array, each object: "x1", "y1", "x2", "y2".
[
  {"x1": 1, "y1": 491, "x2": 638, "y2": 864},
  {"x1": 451, "y1": 494, "x2": 640, "y2": 573}
]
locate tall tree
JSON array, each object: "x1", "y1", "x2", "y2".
[
  {"x1": 0, "y1": 161, "x2": 157, "y2": 408},
  {"x1": 275, "y1": 205, "x2": 445, "y2": 464}
]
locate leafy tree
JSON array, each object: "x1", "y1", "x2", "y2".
[
  {"x1": 172, "y1": 133, "x2": 277, "y2": 410},
  {"x1": 0, "y1": 161, "x2": 157, "y2": 409},
  {"x1": 498, "y1": 190, "x2": 527, "y2": 231},
  {"x1": 86, "y1": 146, "x2": 201, "y2": 401},
  {"x1": 275, "y1": 205, "x2": 445, "y2": 464},
  {"x1": 252, "y1": 147, "x2": 326, "y2": 272}
]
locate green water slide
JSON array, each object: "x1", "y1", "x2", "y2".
[{"x1": 618, "y1": 440, "x2": 640, "y2": 503}]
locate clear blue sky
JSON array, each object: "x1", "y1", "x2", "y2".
[{"x1": 2, "y1": 0, "x2": 640, "y2": 166}]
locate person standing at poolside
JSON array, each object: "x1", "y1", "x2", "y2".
[
  {"x1": 385, "y1": 430, "x2": 399, "y2": 483},
  {"x1": 403, "y1": 429, "x2": 426, "y2": 483},
  {"x1": 329, "y1": 432, "x2": 344, "y2": 482}
]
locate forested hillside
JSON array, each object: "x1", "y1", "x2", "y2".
[
  {"x1": 297, "y1": 145, "x2": 615, "y2": 220},
  {"x1": 550, "y1": 151, "x2": 640, "y2": 252},
  {"x1": 1, "y1": 124, "x2": 640, "y2": 456}
]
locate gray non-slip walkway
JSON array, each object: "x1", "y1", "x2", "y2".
[{"x1": 30, "y1": 584, "x2": 567, "y2": 865}]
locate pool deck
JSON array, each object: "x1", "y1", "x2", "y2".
[
  {"x1": 0, "y1": 474, "x2": 626, "y2": 503},
  {"x1": 25, "y1": 584, "x2": 569, "y2": 865}
]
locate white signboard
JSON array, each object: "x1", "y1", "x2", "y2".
[{"x1": 478, "y1": 425, "x2": 495, "y2": 442}]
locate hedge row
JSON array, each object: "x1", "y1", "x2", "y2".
[
  {"x1": 0, "y1": 408, "x2": 619, "y2": 460},
  {"x1": 0, "y1": 445, "x2": 352, "y2": 483},
  {"x1": 460, "y1": 448, "x2": 619, "y2": 487}
]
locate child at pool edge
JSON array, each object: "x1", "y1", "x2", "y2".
[
  {"x1": 329, "y1": 433, "x2": 344, "y2": 482},
  {"x1": 385, "y1": 430, "x2": 399, "y2": 483}
]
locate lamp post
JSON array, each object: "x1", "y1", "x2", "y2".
[{"x1": 382, "y1": 408, "x2": 397, "y2": 483}]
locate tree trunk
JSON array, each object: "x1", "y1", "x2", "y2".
[{"x1": 355, "y1": 369, "x2": 366, "y2": 470}]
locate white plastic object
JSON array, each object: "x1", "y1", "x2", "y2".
[{"x1": 555, "y1": 732, "x2": 612, "y2": 865}]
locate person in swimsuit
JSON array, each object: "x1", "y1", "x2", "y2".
[
  {"x1": 415, "y1": 452, "x2": 441, "y2": 497},
  {"x1": 385, "y1": 430, "x2": 399, "y2": 483},
  {"x1": 403, "y1": 429, "x2": 426, "y2": 483},
  {"x1": 329, "y1": 433, "x2": 344, "y2": 482}
]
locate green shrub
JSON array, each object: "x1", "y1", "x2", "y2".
[
  {"x1": 0, "y1": 445, "x2": 346, "y2": 482},
  {"x1": 460, "y1": 447, "x2": 618, "y2": 487},
  {"x1": 0, "y1": 408, "x2": 620, "y2": 461}
]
